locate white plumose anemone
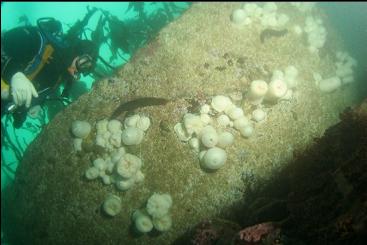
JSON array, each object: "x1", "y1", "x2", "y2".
[
  {"x1": 280, "y1": 89, "x2": 293, "y2": 101},
  {"x1": 217, "y1": 114, "x2": 231, "y2": 127},
  {"x1": 201, "y1": 130, "x2": 218, "y2": 148},
  {"x1": 200, "y1": 113, "x2": 212, "y2": 125},
  {"x1": 265, "y1": 79, "x2": 288, "y2": 102},
  {"x1": 109, "y1": 133, "x2": 122, "y2": 147},
  {"x1": 211, "y1": 95, "x2": 232, "y2": 113},
  {"x1": 153, "y1": 214, "x2": 173, "y2": 232},
  {"x1": 73, "y1": 138, "x2": 83, "y2": 152},
  {"x1": 121, "y1": 127, "x2": 144, "y2": 145},
  {"x1": 183, "y1": 113, "x2": 203, "y2": 135},
  {"x1": 124, "y1": 114, "x2": 140, "y2": 128},
  {"x1": 174, "y1": 123, "x2": 191, "y2": 142},
  {"x1": 132, "y1": 210, "x2": 154, "y2": 233},
  {"x1": 271, "y1": 70, "x2": 284, "y2": 81},
  {"x1": 101, "y1": 175, "x2": 112, "y2": 185},
  {"x1": 227, "y1": 107, "x2": 244, "y2": 120},
  {"x1": 95, "y1": 135, "x2": 106, "y2": 148},
  {"x1": 231, "y1": 9, "x2": 247, "y2": 25},
  {"x1": 252, "y1": 109, "x2": 266, "y2": 122},
  {"x1": 319, "y1": 76, "x2": 342, "y2": 93},
  {"x1": 248, "y1": 80, "x2": 268, "y2": 105},
  {"x1": 108, "y1": 119, "x2": 122, "y2": 133},
  {"x1": 200, "y1": 104, "x2": 211, "y2": 114},
  {"x1": 110, "y1": 147, "x2": 126, "y2": 163},
  {"x1": 71, "y1": 120, "x2": 91, "y2": 139},
  {"x1": 240, "y1": 125, "x2": 254, "y2": 138},
  {"x1": 284, "y1": 65, "x2": 299, "y2": 88},
  {"x1": 96, "y1": 119, "x2": 108, "y2": 134},
  {"x1": 102, "y1": 194, "x2": 122, "y2": 216},
  {"x1": 134, "y1": 170, "x2": 145, "y2": 183},
  {"x1": 199, "y1": 150, "x2": 207, "y2": 162},
  {"x1": 189, "y1": 137, "x2": 200, "y2": 152},
  {"x1": 116, "y1": 153, "x2": 142, "y2": 179},
  {"x1": 217, "y1": 131, "x2": 234, "y2": 148},
  {"x1": 93, "y1": 158, "x2": 107, "y2": 171},
  {"x1": 85, "y1": 166, "x2": 100, "y2": 180},
  {"x1": 136, "y1": 116, "x2": 151, "y2": 131},
  {"x1": 201, "y1": 147, "x2": 227, "y2": 170},
  {"x1": 115, "y1": 178, "x2": 135, "y2": 191},
  {"x1": 233, "y1": 116, "x2": 251, "y2": 130},
  {"x1": 263, "y1": 2, "x2": 277, "y2": 13},
  {"x1": 286, "y1": 68, "x2": 299, "y2": 82},
  {"x1": 146, "y1": 193, "x2": 173, "y2": 218},
  {"x1": 200, "y1": 125, "x2": 216, "y2": 136},
  {"x1": 293, "y1": 25, "x2": 303, "y2": 35}
]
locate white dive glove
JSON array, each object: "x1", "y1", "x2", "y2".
[{"x1": 10, "y1": 72, "x2": 39, "y2": 108}]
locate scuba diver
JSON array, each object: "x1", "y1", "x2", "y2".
[{"x1": 1, "y1": 8, "x2": 101, "y2": 128}]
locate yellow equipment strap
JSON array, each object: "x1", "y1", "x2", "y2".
[
  {"x1": 2, "y1": 44, "x2": 56, "y2": 93},
  {"x1": 26, "y1": 44, "x2": 55, "y2": 80},
  {"x1": 1, "y1": 78, "x2": 10, "y2": 91}
]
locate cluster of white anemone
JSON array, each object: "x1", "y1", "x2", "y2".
[
  {"x1": 102, "y1": 194, "x2": 122, "y2": 217},
  {"x1": 335, "y1": 51, "x2": 358, "y2": 85},
  {"x1": 231, "y1": 2, "x2": 290, "y2": 28},
  {"x1": 231, "y1": 3, "x2": 328, "y2": 57},
  {"x1": 317, "y1": 51, "x2": 358, "y2": 93},
  {"x1": 248, "y1": 65, "x2": 298, "y2": 105},
  {"x1": 72, "y1": 114, "x2": 151, "y2": 192},
  {"x1": 304, "y1": 16, "x2": 327, "y2": 54},
  {"x1": 290, "y1": 2, "x2": 316, "y2": 39},
  {"x1": 288, "y1": 4, "x2": 331, "y2": 56},
  {"x1": 71, "y1": 120, "x2": 92, "y2": 152},
  {"x1": 290, "y1": 2, "x2": 316, "y2": 12},
  {"x1": 132, "y1": 193, "x2": 173, "y2": 234},
  {"x1": 174, "y1": 94, "x2": 272, "y2": 171},
  {"x1": 84, "y1": 150, "x2": 145, "y2": 192},
  {"x1": 173, "y1": 65, "x2": 300, "y2": 171},
  {"x1": 95, "y1": 115, "x2": 150, "y2": 151}
]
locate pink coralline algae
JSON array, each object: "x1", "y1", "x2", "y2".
[{"x1": 237, "y1": 222, "x2": 279, "y2": 244}]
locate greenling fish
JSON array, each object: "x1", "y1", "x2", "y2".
[{"x1": 110, "y1": 97, "x2": 169, "y2": 119}]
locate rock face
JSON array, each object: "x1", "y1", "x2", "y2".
[{"x1": 2, "y1": 3, "x2": 364, "y2": 245}]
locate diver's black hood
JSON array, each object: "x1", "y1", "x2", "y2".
[{"x1": 71, "y1": 39, "x2": 98, "y2": 60}]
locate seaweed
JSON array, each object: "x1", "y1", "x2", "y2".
[
  {"x1": 260, "y1": 29, "x2": 288, "y2": 44},
  {"x1": 109, "y1": 97, "x2": 169, "y2": 119}
]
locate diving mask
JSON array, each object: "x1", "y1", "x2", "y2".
[{"x1": 75, "y1": 54, "x2": 94, "y2": 75}]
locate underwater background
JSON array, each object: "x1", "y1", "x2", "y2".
[
  {"x1": 1, "y1": 2, "x2": 191, "y2": 243},
  {"x1": 1, "y1": 2, "x2": 366, "y2": 245},
  {"x1": 1, "y1": 1, "x2": 191, "y2": 191}
]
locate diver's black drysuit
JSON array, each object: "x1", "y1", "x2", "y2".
[
  {"x1": 1, "y1": 25, "x2": 78, "y2": 127},
  {"x1": 1, "y1": 26, "x2": 76, "y2": 94},
  {"x1": 1, "y1": 23, "x2": 97, "y2": 127}
]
